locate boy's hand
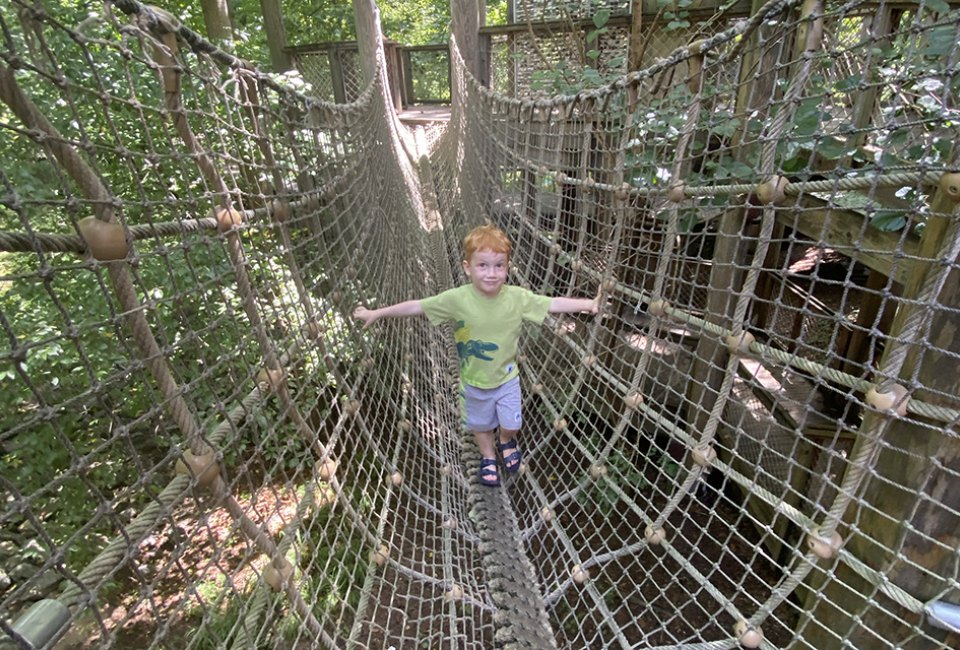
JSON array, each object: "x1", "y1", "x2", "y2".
[
  {"x1": 353, "y1": 306, "x2": 378, "y2": 329},
  {"x1": 590, "y1": 286, "x2": 603, "y2": 314}
]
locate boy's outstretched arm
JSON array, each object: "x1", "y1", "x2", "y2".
[
  {"x1": 353, "y1": 300, "x2": 424, "y2": 329},
  {"x1": 549, "y1": 296, "x2": 598, "y2": 314}
]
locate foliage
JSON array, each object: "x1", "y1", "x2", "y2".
[
  {"x1": 232, "y1": 0, "x2": 452, "y2": 53},
  {"x1": 530, "y1": 10, "x2": 621, "y2": 96},
  {"x1": 379, "y1": 0, "x2": 451, "y2": 45},
  {"x1": 485, "y1": 1, "x2": 509, "y2": 26},
  {"x1": 410, "y1": 50, "x2": 452, "y2": 102},
  {"x1": 183, "y1": 484, "x2": 370, "y2": 647},
  {"x1": 660, "y1": 0, "x2": 693, "y2": 31},
  {"x1": 279, "y1": 0, "x2": 357, "y2": 46},
  {"x1": 0, "y1": 0, "x2": 363, "y2": 574},
  {"x1": 518, "y1": 2, "x2": 957, "y2": 240},
  {"x1": 292, "y1": 489, "x2": 371, "y2": 636}
]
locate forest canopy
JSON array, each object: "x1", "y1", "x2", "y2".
[{"x1": 156, "y1": 0, "x2": 503, "y2": 69}]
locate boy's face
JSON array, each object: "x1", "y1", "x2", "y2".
[{"x1": 463, "y1": 249, "x2": 508, "y2": 298}]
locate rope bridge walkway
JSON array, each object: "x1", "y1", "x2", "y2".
[{"x1": 1, "y1": 0, "x2": 958, "y2": 648}]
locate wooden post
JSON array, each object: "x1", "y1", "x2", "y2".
[
  {"x1": 383, "y1": 42, "x2": 404, "y2": 111},
  {"x1": 329, "y1": 47, "x2": 347, "y2": 104},
  {"x1": 837, "y1": 269, "x2": 895, "y2": 379},
  {"x1": 681, "y1": 0, "x2": 770, "y2": 468},
  {"x1": 750, "y1": 222, "x2": 784, "y2": 331},
  {"x1": 401, "y1": 49, "x2": 414, "y2": 105},
  {"x1": 799, "y1": 181, "x2": 960, "y2": 648}
]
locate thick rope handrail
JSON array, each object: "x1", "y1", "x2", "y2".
[
  {"x1": 0, "y1": 218, "x2": 217, "y2": 254},
  {"x1": 468, "y1": 0, "x2": 804, "y2": 112},
  {"x1": 486, "y1": 131, "x2": 946, "y2": 204}
]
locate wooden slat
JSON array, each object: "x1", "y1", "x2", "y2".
[{"x1": 776, "y1": 193, "x2": 920, "y2": 285}]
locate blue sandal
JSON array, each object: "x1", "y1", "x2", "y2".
[
  {"x1": 478, "y1": 458, "x2": 500, "y2": 487},
  {"x1": 497, "y1": 439, "x2": 523, "y2": 474}
]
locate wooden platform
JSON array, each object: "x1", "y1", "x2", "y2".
[{"x1": 397, "y1": 105, "x2": 451, "y2": 125}]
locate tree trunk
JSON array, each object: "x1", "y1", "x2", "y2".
[
  {"x1": 259, "y1": 0, "x2": 291, "y2": 72},
  {"x1": 200, "y1": 0, "x2": 233, "y2": 45},
  {"x1": 450, "y1": 0, "x2": 482, "y2": 80}
]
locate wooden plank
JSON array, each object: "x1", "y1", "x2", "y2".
[{"x1": 776, "y1": 194, "x2": 920, "y2": 285}]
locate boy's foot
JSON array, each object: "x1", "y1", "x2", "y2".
[
  {"x1": 497, "y1": 439, "x2": 522, "y2": 474},
  {"x1": 478, "y1": 458, "x2": 500, "y2": 487}
]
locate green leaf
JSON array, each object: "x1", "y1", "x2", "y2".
[
  {"x1": 906, "y1": 144, "x2": 926, "y2": 160},
  {"x1": 793, "y1": 99, "x2": 828, "y2": 137},
  {"x1": 886, "y1": 129, "x2": 911, "y2": 146},
  {"x1": 880, "y1": 150, "x2": 902, "y2": 167},
  {"x1": 922, "y1": 26, "x2": 957, "y2": 56},
  {"x1": 728, "y1": 161, "x2": 754, "y2": 177},
  {"x1": 870, "y1": 210, "x2": 907, "y2": 232},
  {"x1": 933, "y1": 137, "x2": 952, "y2": 159},
  {"x1": 593, "y1": 9, "x2": 611, "y2": 29},
  {"x1": 712, "y1": 117, "x2": 742, "y2": 138},
  {"x1": 833, "y1": 74, "x2": 863, "y2": 92},
  {"x1": 816, "y1": 137, "x2": 849, "y2": 160},
  {"x1": 678, "y1": 211, "x2": 700, "y2": 233},
  {"x1": 924, "y1": 0, "x2": 950, "y2": 12},
  {"x1": 781, "y1": 156, "x2": 807, "y2": 173}
]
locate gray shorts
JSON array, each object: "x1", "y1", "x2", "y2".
[{"x1": 463, "y1": 376, "x2": 523, "y2": 432}]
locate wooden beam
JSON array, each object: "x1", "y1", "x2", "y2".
[
  {"x1": 776, "y1": 194, "x2": 920, "y2": 285},
  {"x1": 803, "y1": 423, "x2": 858, "y2": 442}
]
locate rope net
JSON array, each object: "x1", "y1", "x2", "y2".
[{"x1": 1, "y1": 0, "x2": 958, "y2": 648}]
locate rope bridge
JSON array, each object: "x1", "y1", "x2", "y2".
[{"x1": 1, "y1": 0, "x2": 958, "y2": 648}]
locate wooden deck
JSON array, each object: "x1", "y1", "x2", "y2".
[{"x1": 397, "y1": 105, "x2": 451, "y2": 125}]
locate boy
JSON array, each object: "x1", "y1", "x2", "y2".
[{"x1": 353, "y1": 223, "x2": 597, "y2": 487}]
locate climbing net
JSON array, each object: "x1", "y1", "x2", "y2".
[{"x1": 1, "y1": 0, "x2": 959, "y2": 648}]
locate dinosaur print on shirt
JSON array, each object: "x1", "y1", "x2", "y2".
[{"x1": 454, "y1": 320, "x2": 499, "y2": 364}]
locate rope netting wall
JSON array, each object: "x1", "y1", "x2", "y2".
[{"x1": 1, "y1": 1, "x2": 959, "y2": 649}]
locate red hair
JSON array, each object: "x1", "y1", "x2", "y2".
[{"x1": 463, "y1": 223, "x2": 511, "y2": 262}]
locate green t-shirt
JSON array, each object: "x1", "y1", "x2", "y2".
[{"x1": 421, "y1": 284, "x2": 552, "y2": 388}]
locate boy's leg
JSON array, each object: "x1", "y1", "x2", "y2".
[
  {"x1": 474, "y1": 429, "x2": 499, "y2": 486},
  {"x1": 494, "y1": 377, "x2": 524, "y2": 473},
  {"x1": 474, "y1": 429, "x2": 497, "y2": 460},
  {"x1": 498, "y1": 428, "x2": 522, "y2": 472},
  {"x1": 463, "y1": 384, "x2": 501, "y2": 486}
]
